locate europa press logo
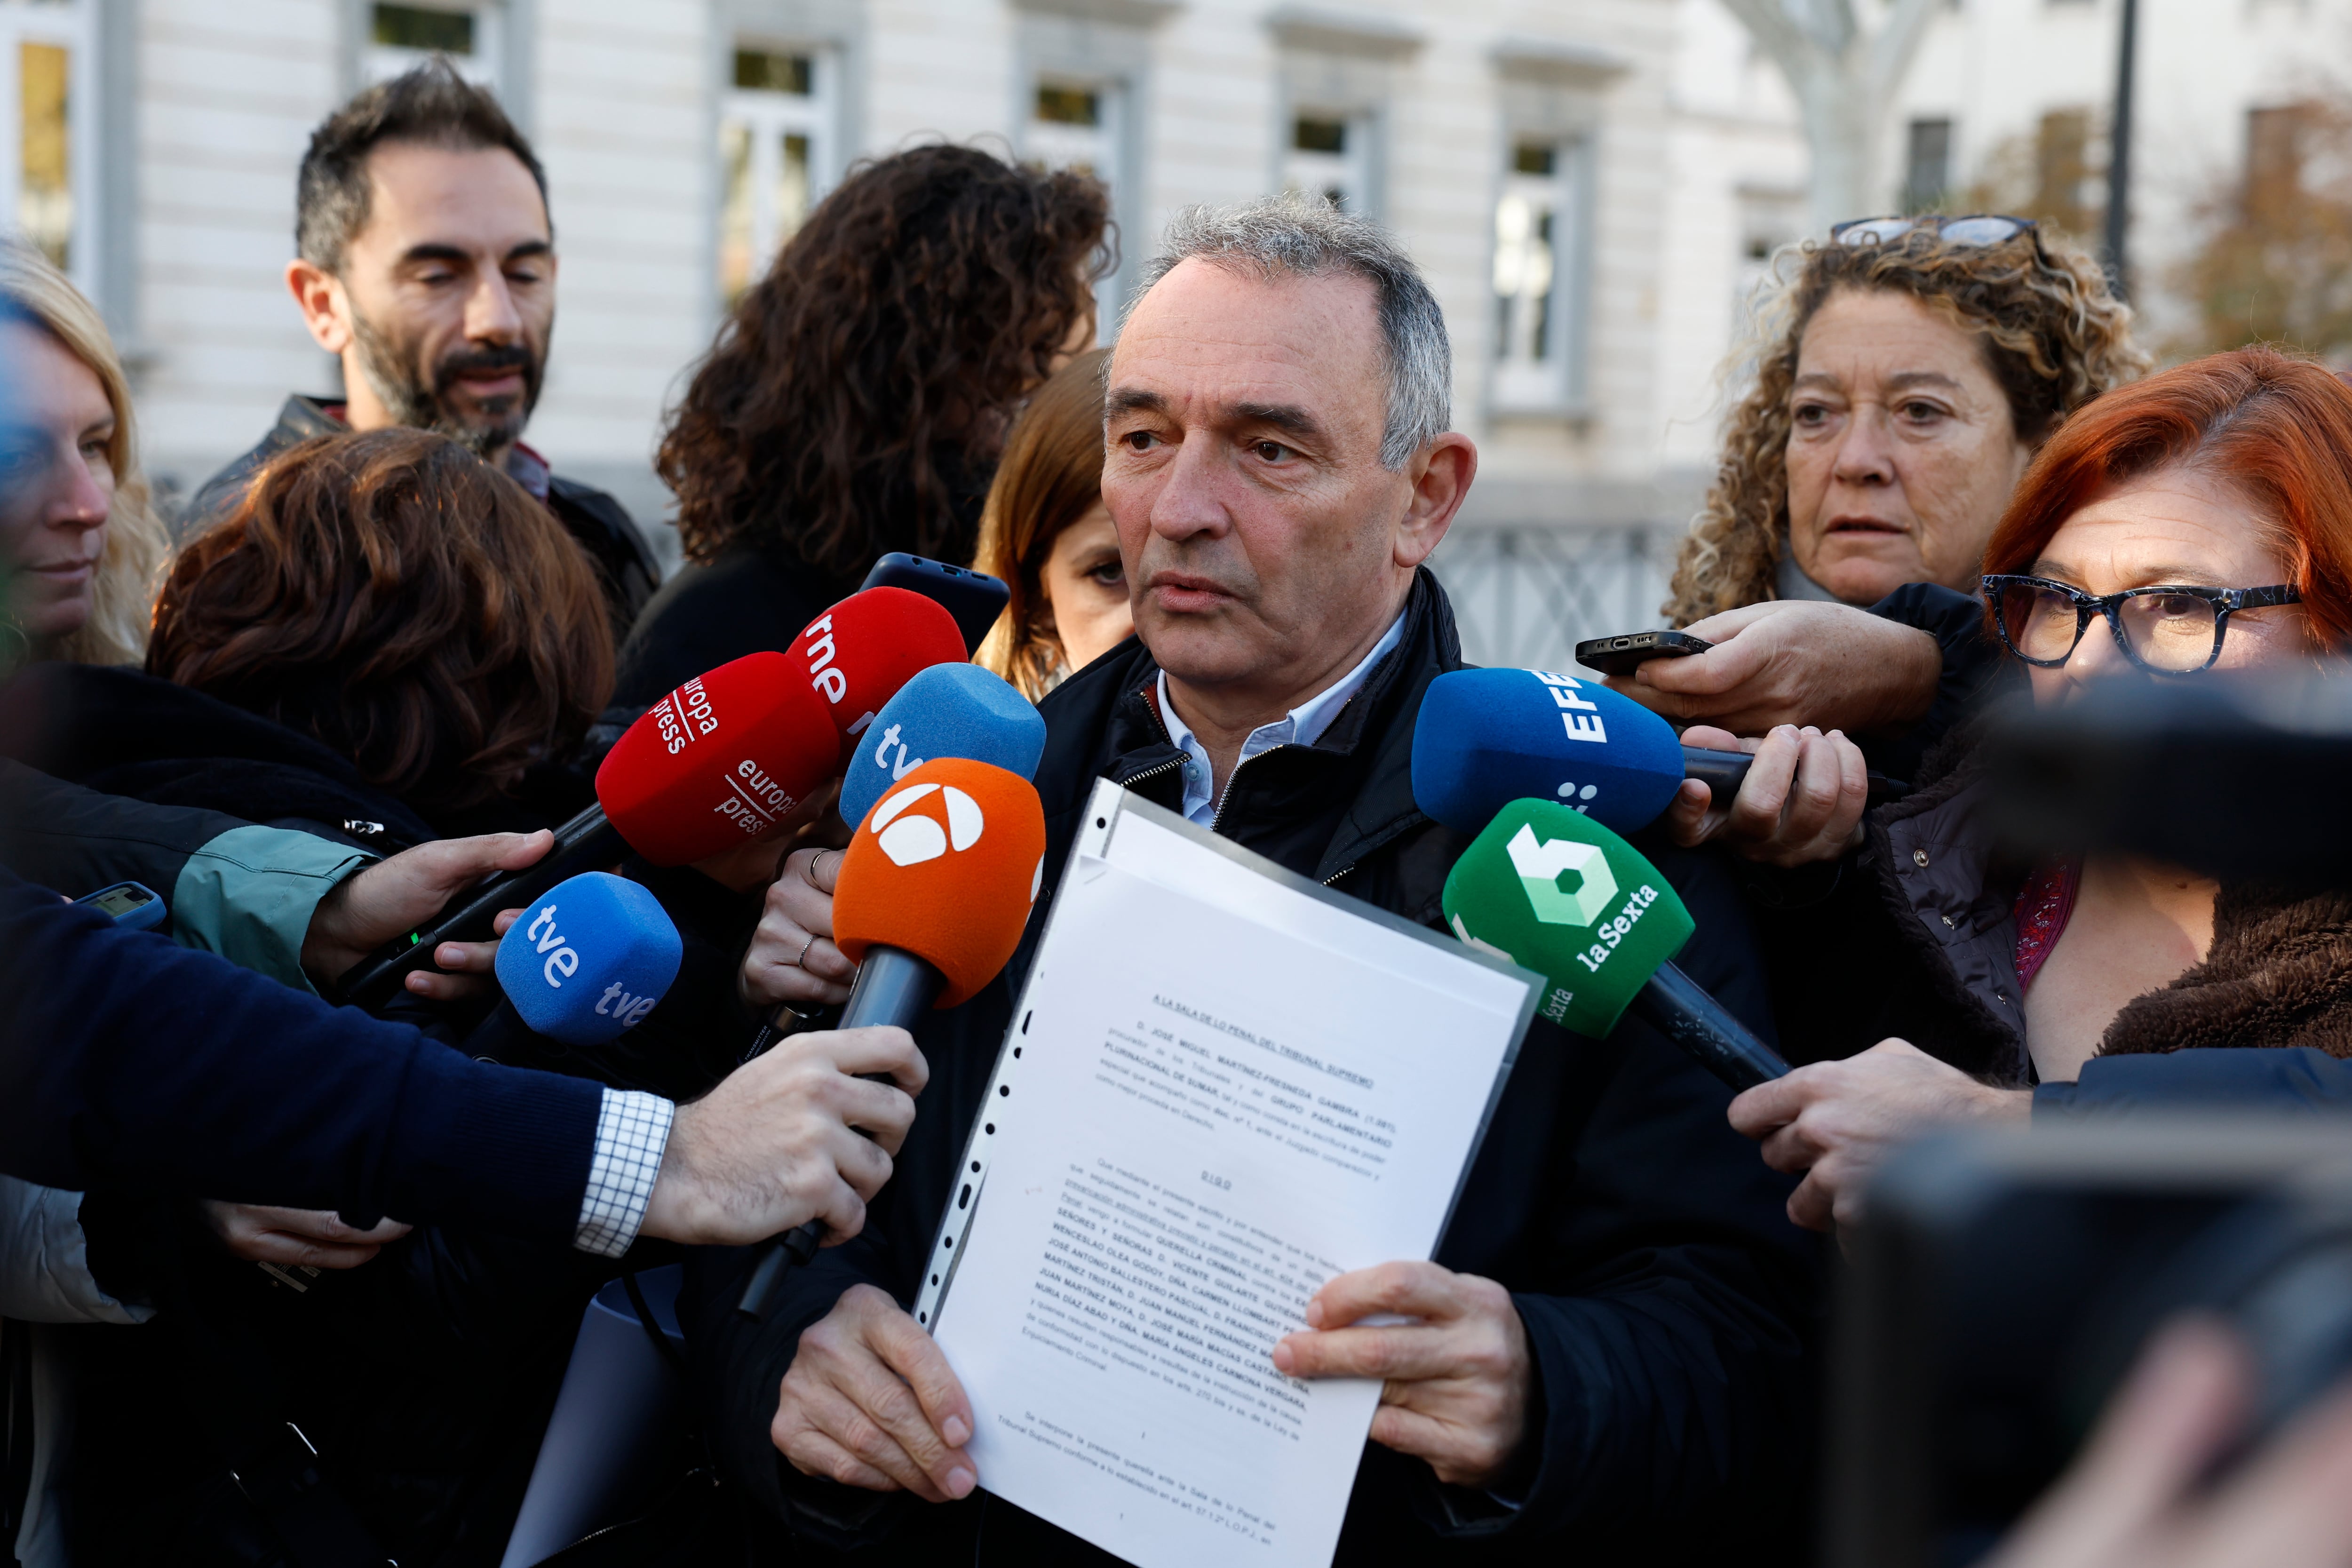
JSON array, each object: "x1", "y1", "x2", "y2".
[{"x1": 869, "y1": 780, "x2": 986, "y2": 866}]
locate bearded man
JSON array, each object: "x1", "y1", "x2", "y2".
[{"x1": 189, "y1": 60, "x2": 657, "y2": 634}]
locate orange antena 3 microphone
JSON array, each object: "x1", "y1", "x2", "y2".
[{"x1": 736, "y1": 756, "x2": 1045, "y2": 1319}]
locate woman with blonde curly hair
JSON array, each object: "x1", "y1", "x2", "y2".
[
  {"x1": 0, "y1": 237, "x2": 171, "y2": 666},
  {"x1": 1668, "y1": 216, "x2": 2145, "y2": 623},
  {"x1": 1621, "y1": 216, "x2": 2149, "y2": 868}
]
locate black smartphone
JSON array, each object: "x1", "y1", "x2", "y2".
[
  {"x1": 860, "y1": 552, "x2": 1011, "y2": 656},
  {"x1": 1573, "y1": 629, "x2": 1713, "y2": 677}
]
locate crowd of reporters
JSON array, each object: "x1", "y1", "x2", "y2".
[{"x1": 9, "y1": 52, "x2": 2352, "y2": 1568}]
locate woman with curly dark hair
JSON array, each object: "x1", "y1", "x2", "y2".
[
  {"x1": 615, "y1": 143, "x2": 1112, "y2": 703},
  {"x1": 143, "y1": 426, "x2": 614, "y2": 836}
]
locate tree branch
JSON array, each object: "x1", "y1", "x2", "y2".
[
  {"x1": 1717, "y1": 0, "x2": 1821, "y2": 86},
  {"x1": 1869, "y1": 0, "x2": 1945, "y2": 102}
]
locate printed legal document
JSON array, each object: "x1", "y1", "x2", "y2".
[{"x1": 915, "y1": 781, "x2": 1538, "y2": 1568}]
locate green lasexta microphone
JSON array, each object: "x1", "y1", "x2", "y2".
[{"x1": 1442, "y1": 799, "x2": 1791, "y2": 1090}]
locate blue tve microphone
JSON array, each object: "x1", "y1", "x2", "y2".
[
  {"x1": 838, "y1": 663, "x2": 1048, "y2": 831},
  {"x1": 495, "y1": 872, "x2": 684, "y2": 1047},
  {"x1": 1411, "y1": 667, "x2": 1909, "y2": 837}
]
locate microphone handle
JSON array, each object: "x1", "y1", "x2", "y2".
[
  {"x1": 333, "y1": 803, "x2": 621, "y2": 1010},
  {"x1": 1627, "y1": 959, "x2": 1793, "y2": 1092},
  {"x1": 736, "y1": 946, "x2": 943, "y2": 1320},
  {"x1": 1680, "y1": 744, "x2": 1910, "y2": 805}
]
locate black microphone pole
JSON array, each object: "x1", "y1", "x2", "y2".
[
  {"x1": 735, "y1": 947, "x2": 941, "y2": 1319},
  {"x1": 1626, "y1": 961, "x2": 1792, "y2": 1092}
]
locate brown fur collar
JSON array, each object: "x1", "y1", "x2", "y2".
[{"x1": 2102, "y1": 882, "x2": 2352, "y2": 1059}]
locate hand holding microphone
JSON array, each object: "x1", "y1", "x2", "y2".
[
  {"x1": 741, "y1": 664, "x2": 1049, "y2": 1022},
  {"x1": 737, "y1": 756, "x2": 1046, "y2": 1317},
  {"x1": 1412, "y1": 667, "x2": 1904, "y2": 869}
]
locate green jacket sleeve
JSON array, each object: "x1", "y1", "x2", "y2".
[{"x1": 0, "y1": 760, "x2": 372, "y2": 989}]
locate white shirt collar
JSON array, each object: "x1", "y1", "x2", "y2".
[{"x1": 1155, "y1": 609, "x2": 1408, "y2": 827}]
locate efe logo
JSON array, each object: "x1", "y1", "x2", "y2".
[{"x1": 868, "y1": 780, "x2": 985, "y2": 866}]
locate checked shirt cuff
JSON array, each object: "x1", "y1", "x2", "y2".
[{"x1": 574, "y1": 1088, "x2": 675, "y2": 1258}]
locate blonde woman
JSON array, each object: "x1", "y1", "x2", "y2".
[
  {"x1": 972, "y1": 347, "x2": 1133, "y2": 698},
  {"x1": 1621, "y1": 217, "x2": 2150, "y2": 865},
  {"x1": 0, "y1": 237, "x2": 170, "y2": 665}
]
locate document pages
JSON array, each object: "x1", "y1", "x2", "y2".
[{"x1": 914, "y1": 780, "x2": 1539, "y2": 1568}]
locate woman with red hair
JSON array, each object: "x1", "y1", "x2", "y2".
[{"x1": 1720, "y1": 345, "x2": 2352, "y2": 1235}]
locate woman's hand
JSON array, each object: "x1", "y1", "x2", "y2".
[
  {"x1": 1605, "y1": 600, "x2": 1943, "y2": 737},
  {"x1": 1660, "y1": 724, "x2": 1870, "y2": 867},
  {"x1": 1727, "y1": 1038, "x2": 2030, "y2": 1233},
  {"x1": 200, "y1": 1202, "x2": 411, "y2": 1270},
  {"x1": 740, "y1": 847, "x2": 858, "y2": 1013}
]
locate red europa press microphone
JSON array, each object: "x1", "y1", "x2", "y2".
[
  {"x1": 735, "y1": 755, "x2": 1046, "y2": 1316},
  {"x1": 333, "y1": 587, "x2": 966, "y2": 1007}
]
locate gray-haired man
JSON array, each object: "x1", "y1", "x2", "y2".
[{"x1": 688, "y1": 198, "x2": 1819, "y2": 1565}]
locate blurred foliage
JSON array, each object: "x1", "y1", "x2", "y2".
[
  {"x1": 2165, "y1": 97, "x2": 2352, "y2": 363},
  {"x1": 1956, "y1": 109, "x2": 2106, "y2": 251}
]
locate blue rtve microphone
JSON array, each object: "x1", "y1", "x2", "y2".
[
  {"x1": 1412, "y1": 667, "x2": 1909, "y2": 837},
  {"x1": 838, "y1": 663, "x2": 1048, "y2": 830},
  {"x1": 495, "y1": 872, "x2": 684, "y2": 1047}
]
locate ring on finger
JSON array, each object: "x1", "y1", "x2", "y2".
[{"x1": 794, "y1": 931, "x2": 818, "y2": 968}]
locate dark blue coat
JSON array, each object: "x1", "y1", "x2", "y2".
[
  {"x1": 685, "y1": 572, "x2": 1820, "y2": 1566},
  {"x1": 0, "y1": 867, "x2": 601, "y2": 1237}
]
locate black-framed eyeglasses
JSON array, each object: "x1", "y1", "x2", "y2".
[
  {"x1": 1980, "y1": 573, "x2": 2302, "y2": 675},
  {"x1": 1830, "y1": 214, "x2": 2039, "y2": 248}
]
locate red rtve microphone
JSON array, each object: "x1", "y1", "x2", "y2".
[
  {"x1": 736, "y1": 756, "x2": 1046, "y2": 1317},
  {"x1": 793, "y1": 586, "x2": 969, "y2": 766}
]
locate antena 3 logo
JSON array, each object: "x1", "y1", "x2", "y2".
[{"x1": 869, "y1": 780, "x2": 985, "y2": 866}]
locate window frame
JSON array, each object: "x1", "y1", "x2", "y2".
[
  {"x1": 361, "y1": 0, "x2": 504, "y2": 88},
  {"x1": 715, "y1": 41, "x2": 839, "y2": 308},
  {"x1": 1488, "y1": 131, "x2": 1593, "y2": 416},
  {"x1": 0, "y1": 0, "x2": 100, "y2": 297}
]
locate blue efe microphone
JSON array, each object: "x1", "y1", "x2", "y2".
[
  {"x1": 495, "y1": 872, "x2": 684, "y2": 1047},
  {"x1": 1414, "y1": 668, "x2": 1690, "y2": 835},
  {"x1": 1412, "y1": 666, "x2": 1908, "y2": 837},
  {"x1": 838, "y1": 662, "x2": 1047, "y2": 829}
]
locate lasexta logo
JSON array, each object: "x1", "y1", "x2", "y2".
[
  {"x1": 869, "y1": 780, "x2": 986, "y2": 866},
  {"x1": 1506, "y1": 824, "x2": 1619, "y2": 926}
]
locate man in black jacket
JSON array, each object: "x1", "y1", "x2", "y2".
[
  {"x1": 688, "y1": 196, "x2": 1818, "y2": 1564},
  {"x1": 184, "y1": 61, "x2": 658, "y2": 634}
]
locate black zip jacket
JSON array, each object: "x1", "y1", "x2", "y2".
[{"x1": 683, "y1": 570, "x2": 1820, "y2": 1566}]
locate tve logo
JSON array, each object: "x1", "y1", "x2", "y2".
[
  {"x1": 523, "y1": 901, "x2": 584, "y2": 987},
  {"x1": 868, "y1": 780, "x2": 985, "y2": 866},
  {"x1": 496, "y1": 873, "x2": 684, "y2": 1046}
]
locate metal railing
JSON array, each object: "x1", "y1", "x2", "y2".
[{"x1": 1428, "y1": 523, "x2": 1684, "y2": 671}]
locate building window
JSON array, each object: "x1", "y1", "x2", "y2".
[
  {"x1": 1027, "y1": 78, "x2": 1120, "y2": 183},
  {"x1": 1285, "y1": 111, "x2": 1370, "y2": 213},
  {"x1": 1904, "y1": 118, "x2": 1953, "y2": 213},
  {"x1": 0, "y1": 0, "x2": 94, "y2": 286},
  {"x1": 365, "y1": 1, "x2": 501, "y2": 87},
  {"x1": 1024, "y1": 74, "x2": 1126, "y2": 328},
  {"x1": 718, "y1": 46, "x2": 835, "y2": 306},
  {"x1": 1492, "y1": 137, "x2": 1585, "y2": 412}
]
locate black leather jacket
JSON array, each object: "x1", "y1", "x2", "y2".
[{"x1": 684, "y1": 570, "x2": 1821, "y2": 1566}]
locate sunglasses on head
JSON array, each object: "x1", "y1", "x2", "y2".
[{"x1": 1829, "y1": 214, "x2": 2040, "y2": 249}]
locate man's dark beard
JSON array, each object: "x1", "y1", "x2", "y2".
[{"x1": 349, "y1": 306, "x2": 544, "y2": 459}]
